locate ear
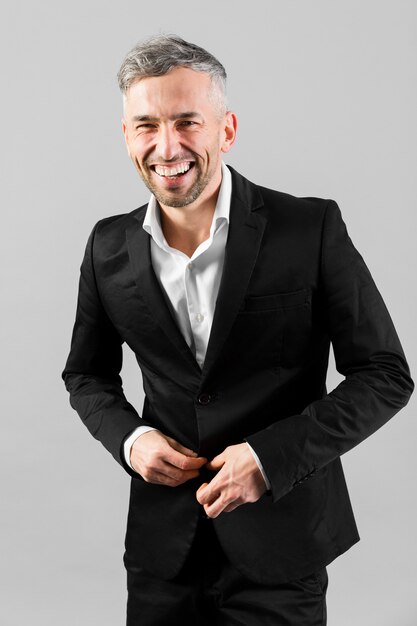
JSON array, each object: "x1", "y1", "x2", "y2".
[
  {"x1": 121, "y1": 118, "x2": 131, "y2": 158},
  {"x1": 221, "y1": 111, "x2": 238, "y2": 154}
]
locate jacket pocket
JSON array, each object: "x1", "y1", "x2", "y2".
[{"x1": 240, "y1": 288, "x2": 309, "y2": 312}]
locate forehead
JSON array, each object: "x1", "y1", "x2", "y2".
[{"x1": 124, "y1": 67, "x2": 215, "y2": 118}]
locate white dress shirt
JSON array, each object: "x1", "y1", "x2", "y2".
[{"x1": 124, "y1": 163, "x2": 270, "y2": 489}]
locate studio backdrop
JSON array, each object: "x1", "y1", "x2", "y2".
[{"x1": 1, "y1": 1, "x2": 416, "y2": 625}]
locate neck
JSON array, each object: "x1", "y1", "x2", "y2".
[{"x1": 159, "y1": 169, "x2": 222, "y2": 258}]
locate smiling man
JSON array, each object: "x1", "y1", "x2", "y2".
[
  {"x1": 63, "y1": 35, "x2": 413, "y2": 625},
  {"x1": 122, "y1": 67, "x2": 230, "y2": 209}
]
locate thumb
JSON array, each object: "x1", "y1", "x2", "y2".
[{"x1": 206, "y1": 451, "x2": 225, "y2": 471}]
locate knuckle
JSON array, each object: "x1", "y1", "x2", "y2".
[
  {"x1": 177, "y1": 458, "x2": 188, "y2": 471},
  {"x1": 172, "y1": 469, "x2": 183, "y2": 482},
  {"x1": 218, "y1": 495, "x2": 228, "y2": 509},
  {"x1": 201, "y1": 491, "x2": 211, "y2": 504},
  {"x1": 148, "y1": 450, "x2": 161, "y2": 465}
]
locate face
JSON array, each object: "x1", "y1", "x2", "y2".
[{"x1": 122, "y1": 67, "x2": 236, "y2": 209}]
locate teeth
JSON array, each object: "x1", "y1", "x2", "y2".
[{"x1": 154, "y1": 162, "x2": 191, "y2": 177}]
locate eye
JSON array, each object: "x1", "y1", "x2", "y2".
[
  {"x1": 136, "y1": 123, "x2": 156, "y2": 130},
  {"x1": 178, "y1": 120, "x2": 196, "y2": 127}
]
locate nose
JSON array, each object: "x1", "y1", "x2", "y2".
[{"x1": 157, "y1": 124, "x2": 181, "y2": 161}]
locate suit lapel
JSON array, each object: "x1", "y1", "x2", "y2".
[
  {"x1": 125, "y1": 214, "x2": 201, "y2": 374},
  {"x1": 202, "y1": 168, "x2": 267, "y2": 378},
  {"x1": 125, "y1": 168, "x2": 267, "y2": 379}
]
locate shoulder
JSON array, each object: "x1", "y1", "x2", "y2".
[
  {"x1": 79, "y1": 204, "x2": 148, "y2": 264},
  {"x1": 94, "y1": 204, "x2": 147, "y2": 236},
  {"x1": 87, "y1": 204, "x2": 147, "y2": 248},
  {"x1": 229, "y1": 165, "x2": 337, "y2": 230},
  {"x1": 257, "y1": 184, "x2": 339, "y2": 236}
]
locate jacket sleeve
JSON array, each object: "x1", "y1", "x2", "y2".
[
  {"x1": 246, "y1": 200, "x2": 414, "y2": 502},
  {"x1": 62, "y1": 222, "x2": 151, "y2": 475}
]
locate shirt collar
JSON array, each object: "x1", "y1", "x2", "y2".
[{"x1": 143, "y1": 161, "x2": 232, "y2": 249}]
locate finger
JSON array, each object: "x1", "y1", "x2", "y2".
[
  {"x1": 164, "y1": 447, "x2": 207, "y2": 472},
  {"x1": 196, "y1": 482, "x2": 222, "y2": 506},
  {"x1": 162, "y1": 439, "x2": 206, "y2": 469},
  {"x1": 159, "y1": 459, "x2": 203, "y2": 483},
  {"x1": 146, "y1": 466, "x2": 201, "y2": 487},
  {"x1": 196, "y1": 482, "x2": 209, "y2": 499},
  {"x1": 205, "y1": 448, "x2": 228, "y2": 471},
  {"x1": 172, "y1": 468, "x2": 202, "y2": 486},
  {"x1": 204, "y1": 494, "x2": 233, "y2": 519},
  {"x1": 222, "y1": 502, "x2": 241, "y2": 513},
  {"x1": 196, "y1": 484, "x2": 210, "y2": 505},
  {"x1": 205, "y1": 452, "x2": 225, "y2": 471},
  {"x1": 142, "y1": 468, "x2": 179, "y2": 486},
  {"x1": 134, "y1": 448, "x2": 203, "y2": 484},
  {"x1": 165, "y1": 462, "x2": 207, "y2": 482}
]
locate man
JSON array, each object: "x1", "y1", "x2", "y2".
[{"x1": 63, "y1": 34, "x2": 413, "y2": 625}]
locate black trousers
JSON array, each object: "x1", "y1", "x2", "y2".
[{"x1": 126, "y1": 516, "x2": 328, "y2": 625}]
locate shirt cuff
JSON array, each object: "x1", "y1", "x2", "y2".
[
  {"x1": 246, "y1": 442, "x2": 271, "y2": 490},
  {"x1": 123, "y1": 426, "x2": 157, "y2": 470}
]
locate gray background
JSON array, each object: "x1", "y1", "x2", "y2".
[{"x1": 1, "y1": 1, "x2": 416, "y2": 624}]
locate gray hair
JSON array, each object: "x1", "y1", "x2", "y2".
[{"x1": 117, "y1": 34, "x2": 228, "y2": 112}]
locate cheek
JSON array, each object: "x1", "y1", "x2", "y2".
[{"x1": 130, "y1": 138, "x2": 153, "y2": 163}]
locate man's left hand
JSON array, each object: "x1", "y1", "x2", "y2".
[{"x1": 196, "y1": 443, "x2": 267, "y2": 518}]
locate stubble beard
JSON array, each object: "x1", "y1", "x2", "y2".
[{"x1": 138, "y1": 159, "x2": 215, "y2": 208}]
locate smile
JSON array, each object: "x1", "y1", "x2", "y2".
[{"x1": 152, "y1": 161, "x2": 194, "y2": 178}]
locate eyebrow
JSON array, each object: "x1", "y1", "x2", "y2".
[{"x1": 131, "y1": 112, "x2": 203, "y2": 123}]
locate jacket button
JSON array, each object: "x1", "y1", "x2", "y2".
[{"x1": 197, "y1": 393, "x2": 212, "y2": 405}]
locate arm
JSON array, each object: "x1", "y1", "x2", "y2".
[
  {"x1": 198, "y1": 200, "x2": 413, "y2": 514},
  {"x1": 247, "y1": 200, "x2": 414, "y2": 502},
  {"x1": 63, "y1": 223, "x2": 207, "y2": 481},
  {"x1": 62, "y1": 223, "x2": 152, "y2": 474}
]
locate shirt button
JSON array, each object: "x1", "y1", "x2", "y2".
[
  {"x1": 197, "y1": 393, "x2": 212, "y2": 405},
  {"x1": 188, "y1": 262, "x2": 193, "y2": 270},
  {"x1": 196, "y1": 313, "x2": 204, "y2": 323}
]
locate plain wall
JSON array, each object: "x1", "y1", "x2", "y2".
[{"x1": 1, "y1": 1, "x2": 416, "y2": 624}]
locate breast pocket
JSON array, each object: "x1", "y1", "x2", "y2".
[
  {"x1": 225, "y1": 289, "x2": 312, "y2": 374},
  {"x1": 240, "y1": 288, "x2": 309, "y2": 313}
]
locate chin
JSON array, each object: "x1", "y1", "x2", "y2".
[{"x1": 153, "y1": 191, "x2": 200, "y2": 209}]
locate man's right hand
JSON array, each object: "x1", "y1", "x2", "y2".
[{"x1": 130, "y1": 430, "x2": 207, "y2": 487}]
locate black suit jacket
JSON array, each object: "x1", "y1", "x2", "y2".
[{"x1": 63, "y1": 166, "x2": 413, "y2": 584}]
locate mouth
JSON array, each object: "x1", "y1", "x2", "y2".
[{"x1": 151, "y1": 160, "x2": 195, "y2": 180}]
